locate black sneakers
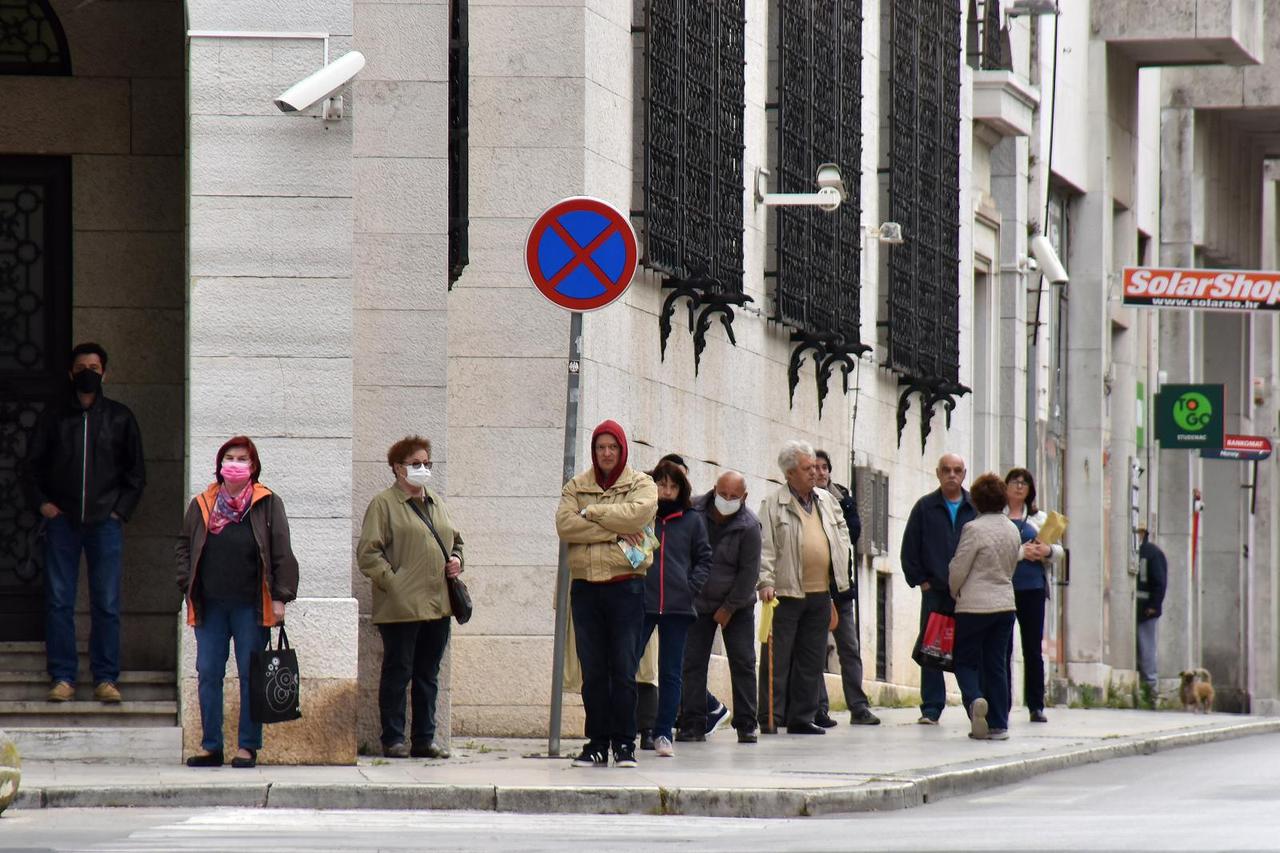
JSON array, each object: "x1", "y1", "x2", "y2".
[
  {"x1": 705, "y1": 702, "x2": 730, "y2": 735},
  {"x1": 639, "y1": 729, "x2": 656, "y2": 750},
  {"x1": 613, "y1": 742, "x2": 638, "y2": 768},
  {"x1": 675, "y1": 729, "x2": 706, "y2": 743},
  {"x1": 571, "y1": 744, "x2": 609, "y2": 768}
]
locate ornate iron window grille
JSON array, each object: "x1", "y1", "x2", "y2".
[
  {"x1": 965, "y1": 0, "x2": 1011, "y2": 71},
  {"x1": 641, "y1": 0, "x2": 749, "y2": 375},
  {"x1": 447, "y1": 0, "x2": 469, "y2": 288},
  {"x1": 886, "y1": 0, "x2": 968, "y2": 452},
  {"x1": 774, "y1": 0, "x2": 868, "y2": 417},
  {"x1": 0, "y1": 0, "x2": 70, "y2": 75}
]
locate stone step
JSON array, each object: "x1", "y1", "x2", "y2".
[
  {"x1": 0, "y1": 671, "x2": 176, "y2": 702},
  {"x1": 0, "y1": 700, "x2": 177, "y2": 728},
  {"x1": 0, "y1": 641, "x2": 88, "y2": 673},
  {"x1": 6, "y1": 726, "x2": 183, "y2": 763}
]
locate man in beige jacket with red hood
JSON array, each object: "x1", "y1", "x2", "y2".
[{"x1": 555, "y1": 419, "x2": 657, "y2": 769}]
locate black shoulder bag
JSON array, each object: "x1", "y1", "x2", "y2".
[{"x1": 407, "y1": 498, "x2": 473, "y2": 625}]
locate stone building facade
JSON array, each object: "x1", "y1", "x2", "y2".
[{"x1": 3, "y1": 0, "x2": 1280, "y2": 763}]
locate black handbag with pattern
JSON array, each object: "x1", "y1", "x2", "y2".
[{"x1": 250, "y1": 624, "x2": 302, "y2": 724}]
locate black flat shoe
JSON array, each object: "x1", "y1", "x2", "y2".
[
  {"x1": 786, "y1": 722, "x2": 827, "y2": 735},
  {"x1": 814, "y1": 713, "x2": 838, "y2": 729},
  {"x1": 186, "y1": 750, "x2": 223, "y2": 767},
  {"x1": 230, "y1": 749, "x2": 257, "y2": 768},
  {"x1": 1030, "y1": 710, "x2": 1049, "y2": 723}
]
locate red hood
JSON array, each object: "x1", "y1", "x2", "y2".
[{"x1": 591, "y1": 419, "x2": 629, "y2": 490}]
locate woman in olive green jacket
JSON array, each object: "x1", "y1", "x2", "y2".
[{"x1": 357, "y1": 435, "x2": 464, "y2": 760}]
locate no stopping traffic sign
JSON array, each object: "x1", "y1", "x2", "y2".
[{"x1": 524, "y1": 197, "x2": 638, "y2": 312}]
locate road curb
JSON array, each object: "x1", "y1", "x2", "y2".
[{"x1": 11, "y1": 720, "x2": 1280, "y2": 818}]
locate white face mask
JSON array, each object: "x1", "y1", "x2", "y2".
[
  {"x1": 404, "y1": 464, "x2": 432, "y2": 487},
  {"x1": 714, "y1": 495, "x2": 742, "y2": 516}
]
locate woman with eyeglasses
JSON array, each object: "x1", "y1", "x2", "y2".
[
  {"x1": 1003, "y1": 467, "x2": 1063, "y2": 723},
  {"x1": 357, "y1": 435, "x2": 464, "y2": 760}
]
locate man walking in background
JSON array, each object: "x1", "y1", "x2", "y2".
[{"x1": 1136, "y1": 526, "x2": 1168, "y2": 703}]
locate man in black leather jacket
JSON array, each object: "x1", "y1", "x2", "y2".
[
  {"x1": 814, "y1": 450, "x2": 880, "y2": 726},
  {"x1": 23, "y1": 342, "x2": 145, "y2": 703}
]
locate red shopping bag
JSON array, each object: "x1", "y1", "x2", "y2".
[{"x1": 913, "y1": 611, "x2": 956, "y2": 672}]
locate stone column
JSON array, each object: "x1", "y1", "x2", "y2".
[
  {"x1": 990, "y1": 135, "x2": 1029, "y2": 471},
  {"x1": 184, "y1": 0, "x2": 359, "y2": 763},
  {"x1": 446, "y1": 1, "x2": 588, "y2": 736},
  {"x1": 1061, "y1": 39, "x2": 1113, "y2": 687},
  {"x1": 1154, "y1": 103, "x2": 1200, "y2": 684},
  {"x1": 1253, "y1": 170, "x2": 1280, "y2": 714},
  {"x1": 1107, "y1": 209, "x2": 1140, "y2": 676},
  {"x1": 352, "y1": 0, "x2": 452, "y2": 753},
  {"x1": 1200, "y1": 313, "x2": 1249, "y2": 711}
]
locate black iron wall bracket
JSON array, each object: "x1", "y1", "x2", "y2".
[
  {"x1": 896, "y1": 377, "x2": 971, "y2": 453},
  {"x1": 788, "y1": 332, "x2": 871, "y2": 417},
  {"x1": 659, "y1": 278, "x2": 753, "y2": 376}
]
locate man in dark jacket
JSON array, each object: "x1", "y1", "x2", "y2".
[
  {"x1": 1135, "y1": 527, "x2": 1167, "y2": 691},
  {"x1": 901, "y1": 453, "x2": 975, "y2": 724},
  {"x1": 23, "y1": 343, "x2": 145, "y2": 703},
  {"x1": 814, "y1": 450, "x2": 880, "y2": 726},
  {"x1": 679, "y1": 471, "x2": 761, "y2": 743}
]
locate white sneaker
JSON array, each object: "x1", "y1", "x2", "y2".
[
  {"x1": 654, "y1": 736, "x2": 674, "y2": 757},
  {"x1": 970, "y1": 698, "x2": 989, "y2": 740}
]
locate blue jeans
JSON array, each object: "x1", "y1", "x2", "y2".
[
  {"x1": 571, "y1": 577, "x2": 645, "y2": 749},
  {"x1": 194, "y1": 599, "x2": 269, "y2": 752},
  {"x1": 638, "y1": 613, "x2": 694, "y2": 740},
  {"x1": 953, "y1": 610, "x2": 1016, "y2": 731},
  {"x1": 44, "y1": 515, "x2": 123, "y2": 684},
  {"x1": 918, "y1": 588, "x2": 952, "y2": 720}
]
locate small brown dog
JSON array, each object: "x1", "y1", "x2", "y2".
[{"x1": 1179, "y1": 668, "x2": 1214, "y2": 713}]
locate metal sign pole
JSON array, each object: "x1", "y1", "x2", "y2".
[{"x1": 547, "y1": 310, "x2": 583, "y2": 758}]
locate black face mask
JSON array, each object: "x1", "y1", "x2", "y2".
[{"x1": 73, "y1": 369, "x2": 102, "y2": 395}]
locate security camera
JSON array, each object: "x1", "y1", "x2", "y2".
[
  {"x1": 816, "y1": 163, "x2": 847, "y2": 196},
  {"x1": 1029, "y1": 234, "x2": 1069, "y2": 284},
  {"x1": 274, "y1": 50, "x2": 366, "y2": 116}
]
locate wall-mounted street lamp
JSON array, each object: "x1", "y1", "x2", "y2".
[
  {"x1": 755, "y1": 163, "x2": 847, "y2": 212},
  {"x1": 864, "y1": 222, "x2": 905, "y2": 245}
]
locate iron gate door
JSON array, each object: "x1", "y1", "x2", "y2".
[{"x1": 0, "y1": 155, "x2": 71, "y2": 641}]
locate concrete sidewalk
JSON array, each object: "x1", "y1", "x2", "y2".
[{"x1": 12, "y1": 708, "x2": 1280, "y2": 818}]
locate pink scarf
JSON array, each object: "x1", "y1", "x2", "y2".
[{"x1": 207, "y1": 484, "x2": 254, "y2": 535}]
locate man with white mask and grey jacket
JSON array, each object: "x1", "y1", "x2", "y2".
[{"x1": 679, "y1": 470, "x2": 761, "y2": 744}]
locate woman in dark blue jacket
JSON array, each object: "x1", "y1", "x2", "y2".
[{"x1": 640, "y1": 461, "x2": 711, "y2": 758}]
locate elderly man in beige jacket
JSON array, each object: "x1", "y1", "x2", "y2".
[{"x1": 757, "y1": 440, "x2": 852, "y2": 734}]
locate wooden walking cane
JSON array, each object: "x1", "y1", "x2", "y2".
[{"x1": 766, "y1": 630, "x2": 774, "y2": 731}]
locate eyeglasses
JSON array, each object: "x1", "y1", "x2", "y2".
[
  {"x1": 1007, "y1": 479, "x2": 1029, "y2": 487},
  {"x1": 402, "y1": 460, "x2": 433, "y2": 470}
]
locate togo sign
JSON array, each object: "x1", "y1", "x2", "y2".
[
  {"x1": 1123, "y1": 266, "x2": 1280, "y2": 312},
  {"x1": 1154, "y1": 384, "x2": 1224, "y2": 449}
]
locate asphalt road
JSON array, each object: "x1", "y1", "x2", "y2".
[{"x1": 4, "y1": 733, "x2": 1279, "y2": 852}]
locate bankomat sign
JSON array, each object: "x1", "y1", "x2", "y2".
[{"x1": 1123, "y1": 266, "x2": 1280, "y2": 312}]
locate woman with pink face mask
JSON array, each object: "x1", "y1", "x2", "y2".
[{"x1": 176, "y1": 435, "x2": 299, "y2": 768}]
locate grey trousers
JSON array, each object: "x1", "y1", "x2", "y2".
[
  {"x1": 1136, "y1": 617, "x2": 1159, "y2": 687},
  {"x1": 818, "y1": 596, "x2": 871, "y2": 715},
  {"x1": 758, "y1": 592, "x2": 830, "y2": 729}
]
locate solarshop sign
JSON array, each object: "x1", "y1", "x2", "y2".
[{"x1": 1123, "y1": 266, "x2": 1280, "y2": 312}]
